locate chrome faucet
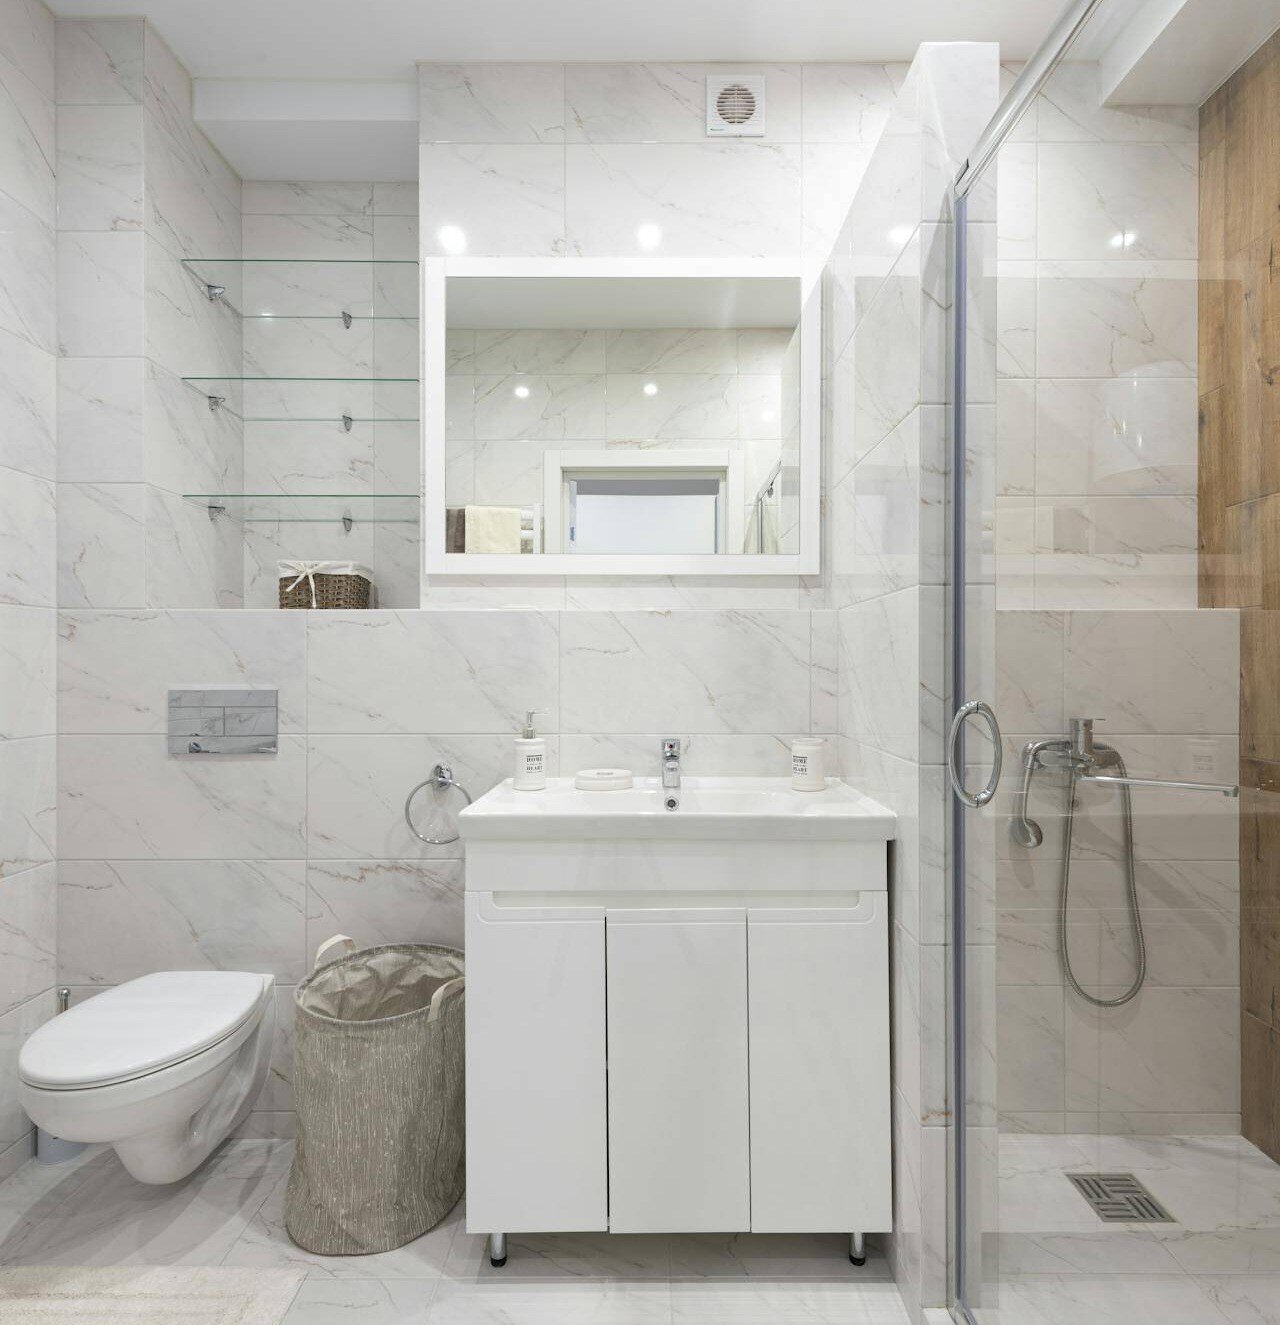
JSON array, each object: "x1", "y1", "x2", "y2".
[{"x1": 661, "y1": 738, "x2": 681, "y2": 811}]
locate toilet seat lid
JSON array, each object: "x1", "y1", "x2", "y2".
[{"x1": 20, "y1": 971, "x2": 271, "y2": 1090}]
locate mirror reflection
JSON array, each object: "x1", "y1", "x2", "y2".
[{"x1": 443, "y1": 275, "x2": 802, "y2": 556}]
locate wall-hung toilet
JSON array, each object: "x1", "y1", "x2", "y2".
[{"x1": 18, "y1": 971, "x2": 276, "y2": 1184}]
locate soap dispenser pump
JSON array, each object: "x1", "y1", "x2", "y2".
[{"x1": 513, "y1": 709, "x2": 548, "y2": 791}]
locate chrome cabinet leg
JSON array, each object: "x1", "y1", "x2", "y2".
[
  {"x1": 489, "y1": 1233, "x2": 507, "y2": 1267},
  {"x1": 849, "y1": 1232, "x2": 866, "y2": 1266}
]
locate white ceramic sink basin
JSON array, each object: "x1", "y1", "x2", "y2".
[{"x1": 459, "y1": 776, "x2": 895, "y2": 843}]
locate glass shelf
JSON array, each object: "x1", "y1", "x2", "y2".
[
  {"x1": 182, "y1": 258, "x2": 418, "y2": 321},
  {"x1": 184, "y1": 492, "x2": 420, "y2": 526},
  {"x1": 180, "y1": 377, "x2": 419, "y2": 425}
]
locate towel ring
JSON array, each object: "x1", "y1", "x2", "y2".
[{"x1": 404, "y1": 764, "x2": 473, "y2": 845}]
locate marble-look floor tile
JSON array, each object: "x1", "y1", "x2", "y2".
[
  {"x1": 284, "y1": 1277, "x2": 436, "y2": 1323},
  {"x1": 447, "y1": 1227, "x2": 671, "y2": 1281},
  {"x1": 1195, "y1": 1273, "x2": 1280, "y2": 1324},
  {"x1": 667, "y1": 1232, "x2": 888, "y2": 1281},
  {"x1": 0, "y1": 1142, "x2": 285, "y2": 1267},
  {"x1": 667, "y1": 1281, "x2": 909, "y2": 1324},
  {"x1": 992, "y1": 1274, "x2": 1237, "y2": 1325},
  {"x1": 222, "y1": 1172, "x2": 460, "y2": 1279},
  {"x1": 430, "y1": 1279, "x2": 672, "y2": 1324}
]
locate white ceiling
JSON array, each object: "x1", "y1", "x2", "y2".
[{"x1": 49, "y1": 0, "x2": 1065, "y2": 80}]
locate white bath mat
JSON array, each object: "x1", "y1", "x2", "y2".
[{"x1": 0, "y1": 1266, "x2": 305, "y2": 1323}]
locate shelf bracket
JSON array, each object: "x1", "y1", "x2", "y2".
[
  {"x1": 341, "y1": 310, "x2": 353, "y2": 329},
  {"x1": 207, "y1": 395, "x2": 226, "y2": 412},
  {"x1": 204, "y1": 283, "x2": 226, "y2": 303},
  {"x1": 342, "y1": 512, "x2": 354, "y2": 533},
  {"x1": 206, "y1": 502, "x2": 227, "y2": 522},
  {"x1": 341, "y1": 414, "x2": 354, "y2": 432}
]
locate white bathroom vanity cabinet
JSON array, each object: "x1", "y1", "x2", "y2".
[{"x1": 458, "y1": 777, "x2": 895, "y2": 1258}]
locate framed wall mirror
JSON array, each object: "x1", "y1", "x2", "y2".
[{"x1": 422, "y1": 258, "x2": 820, "y2": 576}]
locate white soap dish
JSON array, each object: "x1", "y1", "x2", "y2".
[{"x1": 574, "y1": 768, "x2": 634, "y2": 790}]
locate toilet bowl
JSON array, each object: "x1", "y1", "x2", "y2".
[{"x1": 19, "y1": 971, "x2": 276, "y2": 1184}]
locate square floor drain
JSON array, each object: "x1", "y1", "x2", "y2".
[{"x1": 1067, "y1": 1173, "x2": 1175, "y2": 1223}]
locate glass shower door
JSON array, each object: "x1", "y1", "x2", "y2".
[{"x1": 949, "y1": 10, "x2": 1275, "y2": 1323}]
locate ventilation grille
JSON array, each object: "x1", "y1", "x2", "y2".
[
  {"x1": 706, "y1": 75, "x2": 765, "y2": 137},
  {"x1": 1067, "y1": 1173, "x2": 1175, "y2": 1223}
]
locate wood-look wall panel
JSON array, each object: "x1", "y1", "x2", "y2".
[{"x1": 1200, "y1": 26, "x2": 1280, "y2": 1162}]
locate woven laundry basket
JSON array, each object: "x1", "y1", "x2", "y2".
[
  {"x1": 278, "y1": 561, "x2": 373, "y2": 610},
  {"x1": 285, "y1": 940, "x2": 465, "y2": 1255}
]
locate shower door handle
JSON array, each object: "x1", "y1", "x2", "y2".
[{"x1": 948, "y1": 700, "x2": 1003, "y2": 808}]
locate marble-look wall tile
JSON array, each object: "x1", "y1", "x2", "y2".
[
  {"x1": 557, "y1": 731, "x2": 821, "y2": 780},
  {"x1": 58, "y1": 734, "x2": 307, "y2": 859},
  {"x1": 0, "y1": 734, "x2": 54, "y2": 877},
  {"x1": 565, "y1": 143, "x2": 801, "y2": 257},
  {"x1": 0, "y1": 989, "x2": 54, "y2": 1147},
  {"x1": 144, "y1": 237, "x2": 240, "y2": 378},
  {"x1": 0, "y1": 326, "x2": 55, "y2": 480},
  {"x1": 56, "y1": 230, "x2": 144, "y2": 357},
  {"x1": 1062, "y1": 610, "x2": 1239, "y2": 736},
  {"x1": 0, "y1": 605, "x2": 54, "y2": 740},
  {"x1": 305, "y1": 860, "x2": 464, "y2": 953},
  {"x1": 145, "y1": 361, "x2": 242, "y2": 495},
  {"x1": 420, "y1": 144, "x2": 565, "y2": 257},
  {"x1": 472, "y1": 372, "x2": 604, "y2": 440},
  {"x1": 0, "y1": 45, "x2": 53, "y2": 226},
  {"x1": 0, "y1": 466, "x2": 54, "y2": 606},
  {"x1": 145, "y1": 115, "x2": 241, "y2": 260},
  {"x1": 56, "y1": 357, "x2": 144, "y2": 484},
  {"x1": 241, "y1": 182, "x2": 372, "y2": 216},
  {"x1": 55, "y1": 104, "x2": 143, "y2": 232},
  {"x1": 0, "y1": 863, "x2": 55, "y2": 1014},
  {"x1": 560, "y1": 610, "x2": 811, "y2": 734},
  {"x1": 0, "y1": 191, "x2": 55, "y2": 352},
  {"x1": 1035, "y1": 377, "x2": 1196, "y2": 497},
  {"x1": 801, "y1": 63, "x2": 906, "y2": 143},
  {"x1": 241, "y1": 212, "x2": 371, "y2": 261},
  {"x1": 308, "y1": 610, "x2": 559, "y2": 735},
  {"x1": 58, "y1": 608, "x2": 306, "y2": 734},
  {"x1": 144, "y1": 487, "x2": 244, "y2": 609},
  {"x1": 475, "y1": 329, "x2": 607, "y2": 375},
  {"x1": 1036, "y1": 61, "x2": 1196, "y2": 144},
  {"x1": 419, "y1": 63, "x2": 565, "y2": 143},
  {"x1": 54, "y1": 18, "x2": 142, "y2": 106},
  {"x1": 57, "y1": 482, "x2": 145, "y2": 608},
  {"x1": 58, "y1": 859, "x2": 307, "y2": 984},
  {"x1": 1035, "y1": 262, "x2": 1196, "y2": 379},
  {"x1": 565, "y1": 63, "x2": 801, "y2": 143},
  {"x1": 1036, "y1": 142, "x2": 1197, "y2": 262},
  {"x1": 306, "y1": 734, "x2": 523, "y2": 859},
  {"x1": 0, "y1": 0, "x2": 53, "y2": 99}
]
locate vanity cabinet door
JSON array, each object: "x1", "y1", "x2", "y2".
[
  {"x1": 747, "y1": 894, "x2": 892, "y2": 1232},
  {"x1": 605, "y1": 908, "x2": 750, "y2": 1233},
  {"x1": 465, "y1": 892, "x2": 607, "y2": 1233}
]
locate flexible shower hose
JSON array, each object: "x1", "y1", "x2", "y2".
[{"x1": 1059, "y1": 748, "x2": 1147, "y2": 1007}]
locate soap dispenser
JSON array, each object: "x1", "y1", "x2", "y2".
[{"x1": 513, "y1": 709, "x2": 548, "y2": 790}]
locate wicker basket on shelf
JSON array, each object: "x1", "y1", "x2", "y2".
[{"x1": 278, "y1": 561, "x2": 374, "y2": 610}]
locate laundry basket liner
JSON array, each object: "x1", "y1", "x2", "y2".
[{"x1": 285, "y1": 943, "x2": 465, "y2": 1256}]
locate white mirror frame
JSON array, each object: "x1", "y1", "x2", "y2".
[{"x1": 421, "y1": 256, "x2": 820, "y2": 577}]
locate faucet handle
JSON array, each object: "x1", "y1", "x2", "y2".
[{"x1": 662, "y1": 738, "x2": 681, "y2": 758}]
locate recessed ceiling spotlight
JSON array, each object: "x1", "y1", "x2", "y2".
[
  {"x1": 643, "y1": 382, "x2": 659, "y2": 396},
  {"x1": 636, "y1": 223, "x2": 663, "y2": 251},
  {"x1": 513, "y1": 384, "x2": 531, "y2": 399}
]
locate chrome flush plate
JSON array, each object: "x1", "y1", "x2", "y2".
[{"x1": 168, "y1": 688, "x2": 278, "y2": 756}]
